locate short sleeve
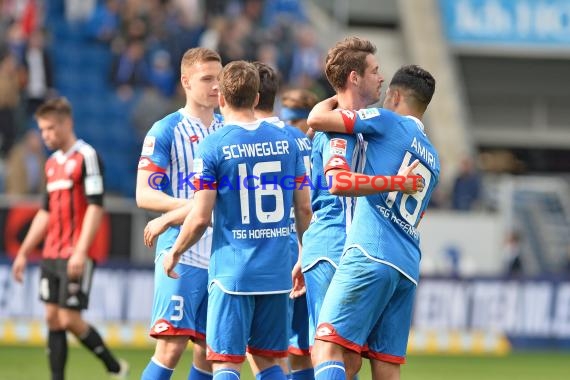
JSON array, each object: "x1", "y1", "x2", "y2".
[
  {"x1": 339, "y1": 107, "x2": 389, "y2": 136},
  {"x1": 82, "y1": 149, "x2": 105, "y2": 206},
  {"x1": 138, "y1": 122, "x2": 172, "y2": 172},
  {"x1": 193, "y1": 134, "x2": 218, "y2": 190}
]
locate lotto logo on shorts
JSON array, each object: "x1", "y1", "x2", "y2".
[
  {"x1": 153, "y1": 321, "x2": 170, "y2": 334},
  {"x1": 315, "y1": 323, "x2": 335, "y2": 337}
]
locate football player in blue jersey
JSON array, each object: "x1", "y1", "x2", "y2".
[
  {"x1": 299, "y1": 36, "x2": 409, "y2": 380},
  {"x1": 251, "y1": 61, "x2": 314, "y2": 380},
  {"x1": 307, "y1": 64, "x2": 439, "y2": 380},
  {"x1": 163, "y1": 61, "x2": 313, "y2": 380},
  {"x1": 280, "y1": 88, "x2": 319, "y2": 138},
  {"x1": 136, "y1": 47, "x2": 223, "y2": 380}
]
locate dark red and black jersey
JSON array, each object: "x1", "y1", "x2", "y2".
[{"x1": 42, "y1": 140, "x2": 104, "y2": 260}]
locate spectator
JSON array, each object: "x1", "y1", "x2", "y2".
[
  {"x1": 110, "y1": 38, "x2": 149, "y2": 99},
  {"x1": 23, "y1": 29, "x2": 55, "y2": 116},
  {"x1": 5, "y1": 128, "x2": 46, "y2": 195},
  {"x1": 148, "y1": 50, "x2": 175, "y2": 97},
  {"x1": 452, "y1": 156, "x2": 482, "y2": 210},
  {"x1": 85, "y1": 0, "x2": 121, "y2": 43},
  {"x1": 0, "y1": 48, "x2": 21, "y2": 158},
  {"x1": 503, "y1": 231, "x2": 524, "y2": 277}
]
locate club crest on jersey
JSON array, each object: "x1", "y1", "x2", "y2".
[
  {"x1": 330, "y1": 138, "x2": 347, "y2": 156},
  {"x1": 188, "y1": 135, "x2": 200, "y2": 143},
  {"x1": 142, "y1": 136, "x2": 156, "y2": 155},
  {"x1": 64, "y1": 159, "x2": 77, "y2": 176},
  {"x1": 357, "y1": 108, "x2": 380, "y2": 120}
]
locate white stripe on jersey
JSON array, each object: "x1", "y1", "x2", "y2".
[
  {"x1": 344, "y1": 133, "x2": 367, "y2": 233},
  {"x1": 78, "y1": 143, "x2": 101, "y2": 176},
  {"x1": 167, "y1": 110, "x2": 223, "y2": 269}
]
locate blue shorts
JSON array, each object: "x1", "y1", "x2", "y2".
[
  {"x1": 289, "y1": 294, "x2": 310, "y2": 355},
  {"x1": 206, "y1": 283, "x2": 289, "y2": 363},
  {"x1": 304, "y1": 260, "x2": 336, "y2": 346},
  {"x1": 315, "y1": 247, "x2": 416, "y2": 364},
  {"x1": 149, "y1": 252, "x2": 208, "y2": 341}
]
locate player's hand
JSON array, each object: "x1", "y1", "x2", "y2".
[
  {"x1": 398, "y1": 159, "x2": 424, "y2": 194},
  {"x1": 325, "y1": 95, "x2": 338, "y2": 110},
  {"x1": 144, "y1": 216, "x2": 169, "y2": 248},
  {"x1": 67, "y1": 253, "x2": 86, "y2": 279},
  {"x1": 12, "y1": 254, "x2": 27, "y2": 283},
  {"x1": 290, "y1": 261, "x2": 306, "y2": 299},
  {"x1": 163, "y1": 251, "x2": 180, "y2": 279}
]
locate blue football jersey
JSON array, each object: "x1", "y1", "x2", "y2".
[
  {"x1": 301, "y1": 132, "x2": 366, "y2": 271},
  {"x1": 339, "y1": 107, "x2": 440, "y2": 284},
  {"x1": 138, "y1": 109, "x2": 224, "y2": 269},
  {"x1": 195, "y1": 120, "x2": 307, "y2": 294}
]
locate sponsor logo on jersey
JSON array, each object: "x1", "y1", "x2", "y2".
[
  {"x1": 357, "y1": 108, "x2": 380, "y2": 120},
  {"x1": 330, "y1": 138, "x2": 347, "y2": 156},
  {"x1": 142, "y1": 136, "x2": 156, "y2": 156}
]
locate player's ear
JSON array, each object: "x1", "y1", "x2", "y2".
[
  {"x1": 253, "y1": 93, "x2": 260, "y2": 109},
  {"x1": 218, "y1": 92, "x2": 225, "y2": 107},
  {"x1": 181, "y1": 74, "x2": 190, "y2": 89},
  {"x1": 349, "y1": 71, "x2": 358, "y2": 86}
]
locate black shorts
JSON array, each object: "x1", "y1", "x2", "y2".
[{"x1": 39, "y1": 258, "x2": 95, "y2": 310}]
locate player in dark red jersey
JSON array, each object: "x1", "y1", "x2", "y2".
[{"x1": 11, "y1": 97, "x2": 128, "y2": 380}]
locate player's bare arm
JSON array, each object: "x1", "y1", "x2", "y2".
[
  {"x1": 136, "y1": 170, "x2": 189, "y2": 213},
  {"x1": 290, "y1": 183, "x2": 312, "y2": 298},
  {"x1": 12, "y1": 209, "x2": 50, "y2": 283},
  {"x1": 68, "y1": 204, "x2": 104, "y2": 279},
  {"x1": 307, "y1": 95, "x2": 350, "y2": 133},
  {"x1": 163, "y1": 189, "x2": 216, "y2": 279},
  {"x1": 327, "y1": 159, "x2": 423, "y2": 197},
  {"x1": 143, "y1": 201, "x2": 194, "y2": 248}
]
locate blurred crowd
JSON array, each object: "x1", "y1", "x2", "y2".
[{"x1": 0, "y1": 0, "x2": 523, "y2": 212}]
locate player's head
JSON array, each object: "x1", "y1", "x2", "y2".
[
  {"x1": 253, "y1": 61, "x2": 280, "y2": 113},
  {"x1": 218, "y1": 60, "x2": 260, "y2": 111},
  {"x1": 280, "y1": 88, "x2": 319, "y2": 135},
  {"x1": 325, "y1": 36, "x2": 383, "y2": 105},
  {"x1": 383, "y1": 65, "x2": 436, "y2": 116},
  {"x1": 180, "y1": 47, "x2": 222, "y2": 109},
  {"x1": 34, "y1": 97, "x2": 74, "y2": 150}
]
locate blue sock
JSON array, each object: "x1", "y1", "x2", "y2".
[
  {"x1": 291, "y1": 368, "x2": 314, "y2": 380},
  {"x1": 314, "y1": 361, "x2": 345, "y2": 380},
  {"x1": 141, "y1": 357, "x2": 174, "y2": 380},
  {"x1": 256, "y1": 365, "x2": 287, "y2": 380},
  {"x1": 213, "y1": 368, "x2": 240, "y2": 380},
  {"x1": 189, "y1": 365, "x2": 213, "y2": 380}
]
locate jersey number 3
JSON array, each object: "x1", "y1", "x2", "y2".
[{"x1": 238, "y1": 161, "x2": 285, "y2": 224}]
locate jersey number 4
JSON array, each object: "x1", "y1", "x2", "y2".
[{"x1": 238, "y1": 161, "x2": 285, "y2": 224}]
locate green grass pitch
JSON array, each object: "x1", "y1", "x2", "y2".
[{"x1": 0, "y1": 345, "x2": 568, "y2": 379}]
